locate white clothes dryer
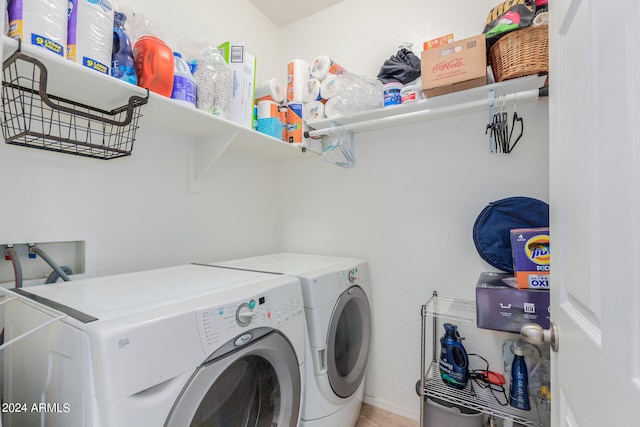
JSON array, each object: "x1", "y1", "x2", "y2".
[
  {"x1": 212, "y1": 253, "x2": 372, "y2": 427},
  {"x1": 2, "y1": 264, "x2": 305, "y2": 427}
]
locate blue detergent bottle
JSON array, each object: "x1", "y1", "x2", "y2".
[
  {"x1": 509, "y1": 338, "x2": 531, "y2": 411},
  {"x1": 439, "y1": 323, "x2": 469, "y2": 389},
  {"x1": 111, "y1": 11, "x2": 138, "y2": 85}
]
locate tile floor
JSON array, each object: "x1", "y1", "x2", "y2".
[{"x1": 355, "y1": 403, "x2": 418, "y2": 427}]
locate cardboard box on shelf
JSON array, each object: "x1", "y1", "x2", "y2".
[
  {"x1": 475, "y1": 272, "x2": 550, "y2": 334},
  {"x1": 421, "y1": 34, "x2": 487, "y2": 98},
  {"x1": 218, "y1": 41, "x2": 256, "y2": 128},
  {"x1": 423, "y1": 33, "x2": 454, "y2": 51},
  {"x1": 510, "y1": 227, "x2": 550, "y2": 289}
]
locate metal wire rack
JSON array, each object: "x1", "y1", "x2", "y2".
[
  {"x1": 422, "y1": 361, "x2": 550, "y2": 426},
  {"x1": 419, "y1": 292, "x2": 551, "y2": 427},
  {"x1": 1, "y1": 45, "x2": 148, "y2": 159}
]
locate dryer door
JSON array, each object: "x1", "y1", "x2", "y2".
[
  {"x1": 326, "y1": 285, "x2": 372, "y2": 398},
  {"x1": 165, "y1": 329, "x2": 301, "y2": 427}
]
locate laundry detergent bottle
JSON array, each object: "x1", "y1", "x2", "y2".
[
  {"x1": 509, "y1": 338, "x2": 531, "y2": 411},
  {"x1": 111, "y1": 11, "x2": 137, "y2": 85},
  {"x1": 439, "y1": 323, "x2": 469, "y2": 389}
]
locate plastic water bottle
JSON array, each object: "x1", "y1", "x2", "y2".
[
  {"x1": 111, "y1": 12, "x2": 137, "y2": 85},
  {"x1": 171, "y1": 52, "x2": 197, "y2": 107}
]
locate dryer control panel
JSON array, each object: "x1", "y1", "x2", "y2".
[
  {"x1": 195, "y1": 280, "x2": 304, "y2": 355},
  {"x1": 339, "y1": 263, "x2": 370, "y2": 288}
]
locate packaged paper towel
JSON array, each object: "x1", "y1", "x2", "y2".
[
  {"x1": 8, "y1": 0, "x2": 68, "y2": 56},
  {"x1": 67, "y1": 0, "x2": 114, "y2": 74}
]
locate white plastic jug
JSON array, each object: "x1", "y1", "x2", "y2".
[{"x1": 171, "y1": 52, "x2": 197, "y2": 107}]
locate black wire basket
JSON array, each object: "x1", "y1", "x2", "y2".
[{"x1": 1, "y1": 46, "x2": 149, "y2": 159}]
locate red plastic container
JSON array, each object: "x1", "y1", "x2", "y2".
[{"x1": 133, "y1": 36, "x2": 174, "y2": 97}]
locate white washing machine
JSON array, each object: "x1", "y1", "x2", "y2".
[
  {"x1": 2, "y1": 264, "x2": 305, "y2": 427},
  {"x1": 212, "y1": 253, "x2": 372, "y2": 427}
]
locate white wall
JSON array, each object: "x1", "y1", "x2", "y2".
[
  {"x1": 119, "y1": 0, "x2": 283, "y2": 81},
  {"x1": 0, "y1": 127, "x2": 281, "y2": 277},
  {"x1": 276, "y1": 0, "x2": 500, "y2": 79},
  {"x1": 276, "y1": 0, "x2": 550, "y2": 419}
]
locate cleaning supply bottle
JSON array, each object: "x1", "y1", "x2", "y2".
[
  {"x1": 509, "y1": 338, "x2": 531, "y2": 411},
  {"x1": 111, "y1": 11, "x2": 137, "y2": 85},
  {"x1": 133, "y1": 35, "x2": 175, "y2": 97},
  {"x1": 439, "y1": 323, "x2": 469, "y2": 389},
  {"x1": 171, "y1": 52, "x2": 197, "y2": 107}
]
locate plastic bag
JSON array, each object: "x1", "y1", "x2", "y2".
[
  {"x1": 377, "y1": 48, "x2": 421, "y2": 85},
  {"x1": 323, "y1": 71, "x2": 383, "y2": 117},
  {"x1": 117, "y1": 8, "x2": 162, "y2": 45},
  {"x1": 484, "y1": 0, "x2": 536, "y2": 48}
]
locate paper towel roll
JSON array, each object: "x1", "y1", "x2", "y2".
[
  {"x1": 8, "y1": 0, "x2": 67, "y2": 56},
  {"x1": 257, "y1": 100, "x2": 280, "y2": 119},
  {"x1": 310, "y1": 55, "x2": 346, "y2": 81},
  {"x1": 324, "y1": 97, "x2": 343, "y2": 119},
  {"x1": 302, "y1": 78, "x2": 322, "y2": 103},
  {"x1": 320, "y1": 74, "x2": 340, "y2": 100},
  {"x1": 286, "y1": 59, "x2": 309, "y2": 103},
  {"x1": 67, "y1": 0, "x2": 114, "y2": 74},
  {"x1": 255, "y1": 77, "x2": 284, "y2": 104},
  {"x1": 303, "y1": 101, "x2": 325, "y2": 121}
]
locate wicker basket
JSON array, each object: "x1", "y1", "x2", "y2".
[{"x1": 489, "y1": 25, "x2": 548, "y2": 82}]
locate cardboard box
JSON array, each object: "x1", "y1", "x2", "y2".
[
  {"x1": 423, "y1": 33, "x2": 454, "y2": 51},
  {"x1": 510, "y1": 227, "x2": 550, "y2": 289},
  {"x1": 476, "y1": 272, "x2": 550, "y2": 333},
  {"x1": 218, "y1": 41, "x2": 256, "y2": 128},
  {"x1": 421, "y1": 34, "x2": 487, "y2": 97}
]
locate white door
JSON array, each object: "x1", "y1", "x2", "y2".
[{"x1": 549, "y1": 0, "x2": 640, "y2": 425}]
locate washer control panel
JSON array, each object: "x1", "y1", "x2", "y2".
[{"x1": 195, "y1": 281, "x2": 303, "y2": 354}]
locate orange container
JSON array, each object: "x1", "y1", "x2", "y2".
[{"x1": 133, "y1": 36, "x2": 174, "y2": 97}]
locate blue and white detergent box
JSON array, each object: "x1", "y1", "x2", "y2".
[
  {"x1": 510, "y1": 227, "x2": 550, "y2": 289},
  {"x1": 476, "y1": 272, "x2": 550, "y2": 334}
]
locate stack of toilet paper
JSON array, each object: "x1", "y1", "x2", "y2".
[
  {"x1": 8, "y1": 0, "x2": 68, "y2": 56},
  {"x1": 67, "y1": 0, "x2": 114, "y2": 74},
  {"x1": 257, "y1": 55, "x2": 378, "y2": 142},
  {"x1": 284, "y1": 55, "x2": 348, "y2": 138}
]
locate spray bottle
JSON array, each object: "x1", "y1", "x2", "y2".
[
  {"x1": 509, "y1": 338, "x2": 531, "y2": 411},
  {"x1": 439, "y1": 323, "x2": 469, "y2": 389}
]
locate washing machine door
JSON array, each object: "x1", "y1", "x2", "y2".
[
  {"x1": 165, "y1": 328, "x2": 301, "y2": 427},
  {"x1": 326, "y1": 285, "x2": 372, "y2": 398}
]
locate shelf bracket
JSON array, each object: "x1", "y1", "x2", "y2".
[{"x1": 188, "y1": 129, "x2": 240, "y2": 193}]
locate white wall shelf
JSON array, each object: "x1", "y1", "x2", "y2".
[
  {"x1": 306, "y1": 75, "x2": 548, "y2": 138},
  {"x1": 2, "y1": 36, "x2": 547, "y2": 173},
  {"x1": 1, "y1": 36, "x2": 309, "y2": 178}
]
